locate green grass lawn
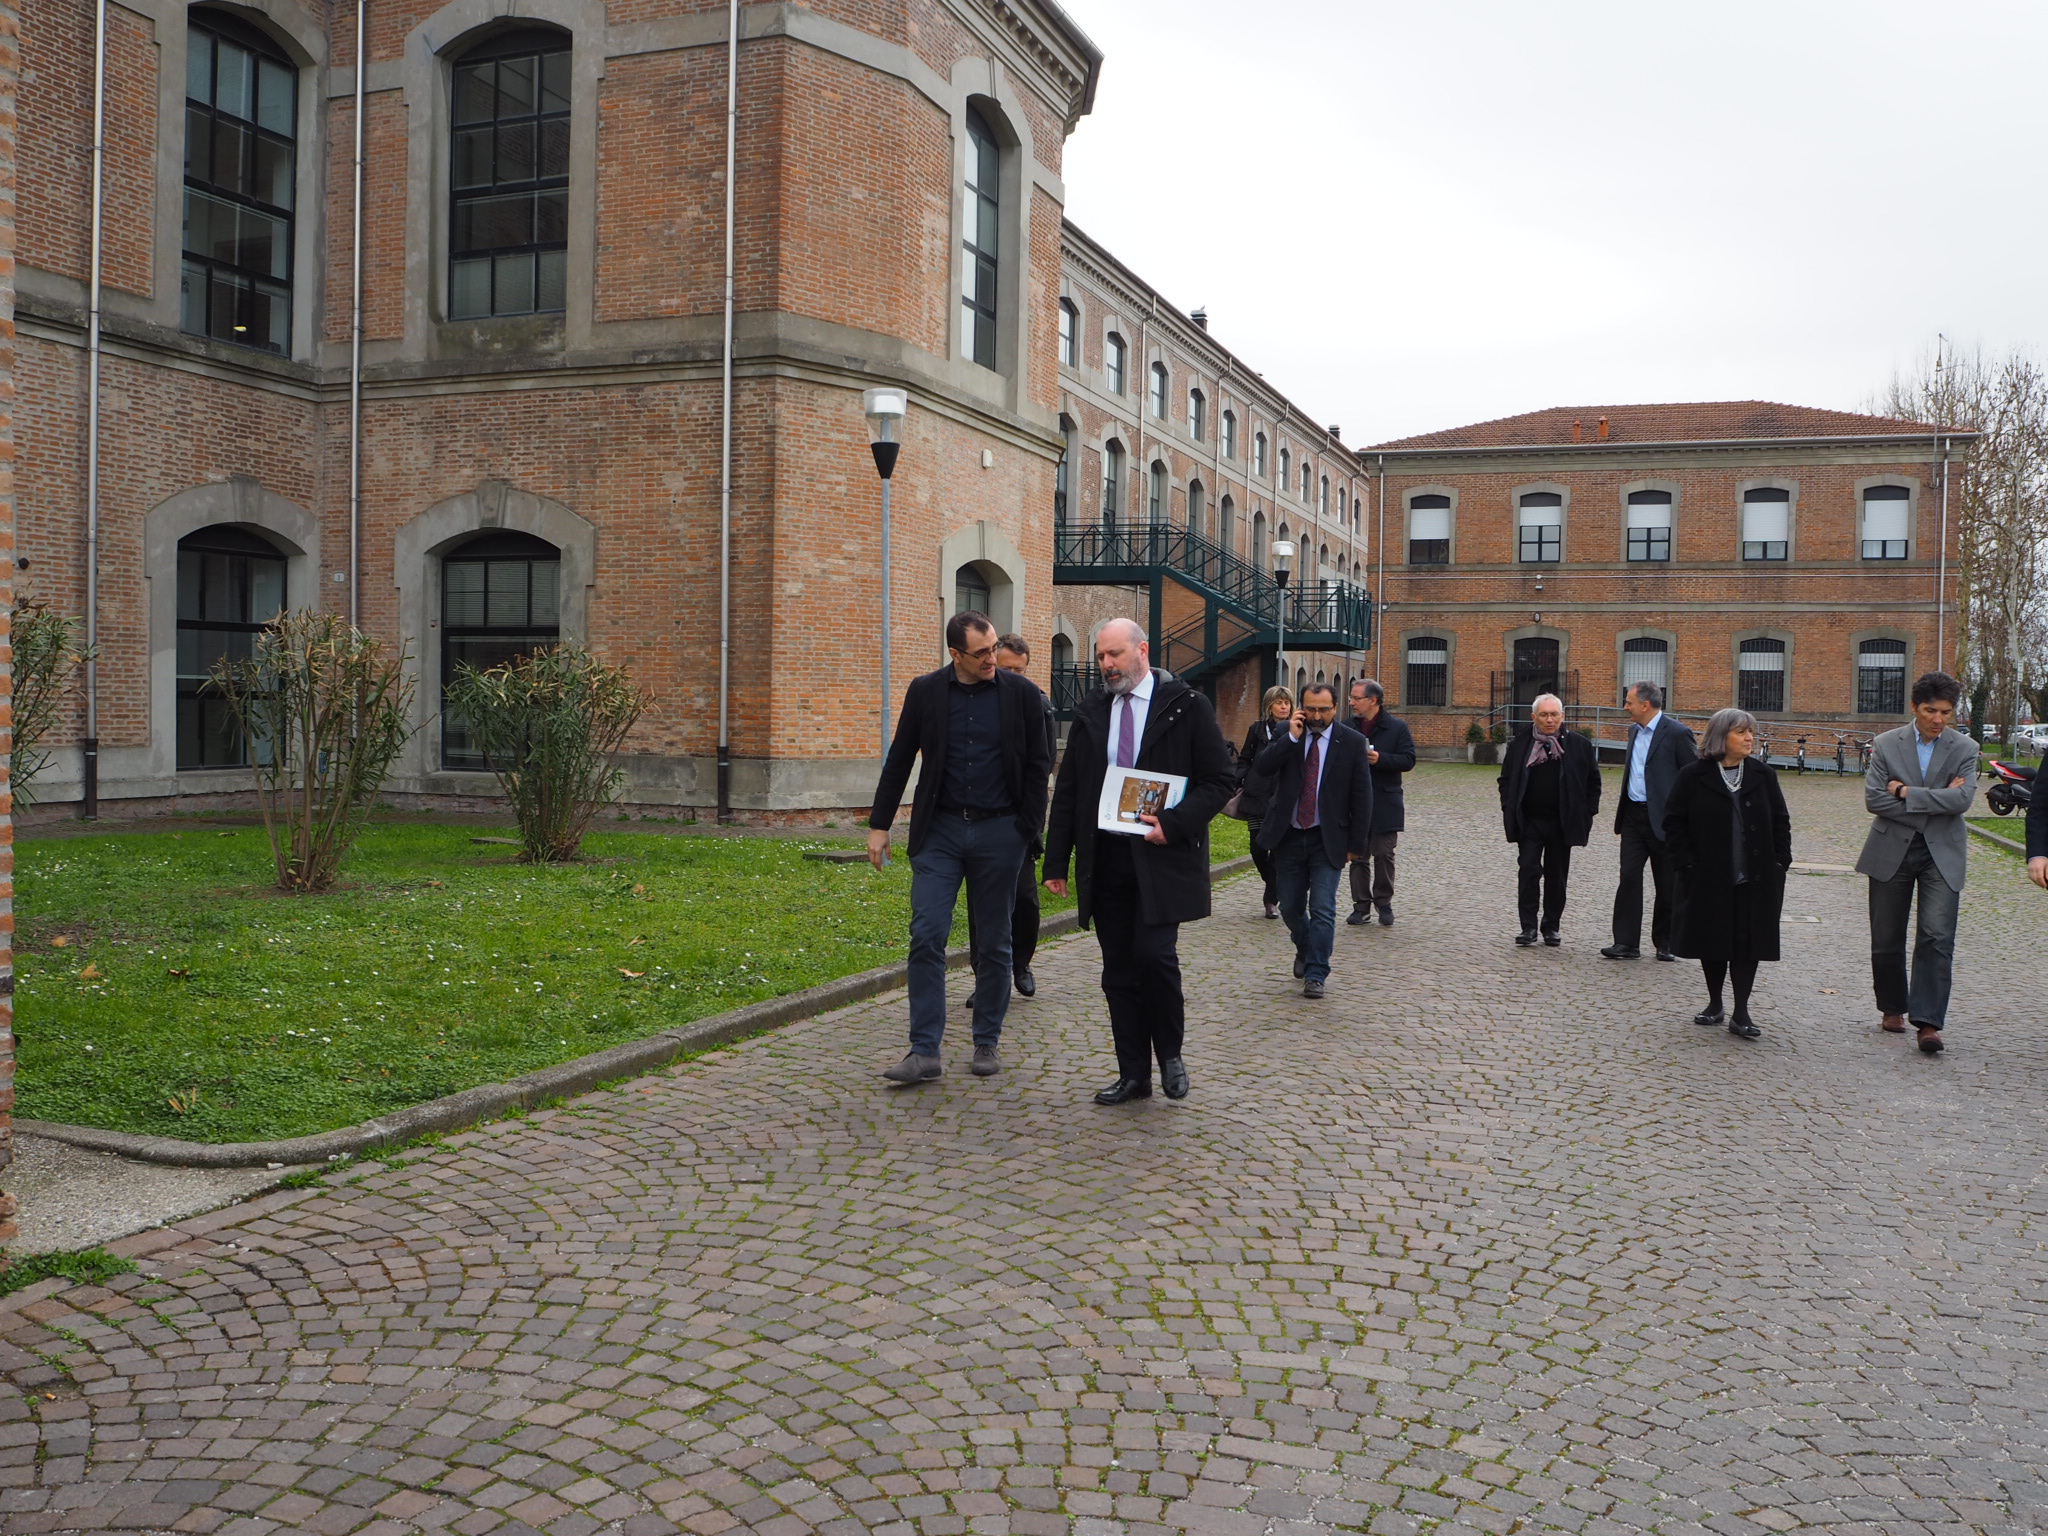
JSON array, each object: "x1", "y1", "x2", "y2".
[{"x1": 18, "y1": 816, "x2": 1250, "y2": 1143}]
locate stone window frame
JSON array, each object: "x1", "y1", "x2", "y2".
[
  {"x1": 1187, "y1": 478, "x2": 1206, "y2": 540},
  {"x1": 1254, "y1": 431, "x2": 1269, "y2": 480},
  {"x1": 1187, "y1": 386, "x2": 1206, "y2": 442},
  {"x1": 1736, "y1": 477, "x2": 1799, "y2": 562},
  {"x1": 1149, "y1": 360, "x2": 1170, "y2": 421},
  {"x1": 1502, "y1": 622, "x2": 1571, "y2": 692},
  {"x1": 1397, "y1": 627, "x2": 1454, "y2": 713},
  {"x1": 1732, "y1": 627, "x2": 1796, "y2": 718},
  {"x1": 1854, "y1": 474, "x2": 1921, "y2": 562},
  {"x1": 1099, "y1": 434, "x2": 1127, "y2": 525},
  {"x1": 1148, "y1": 457, "x2": 1169, "y2": 523},
  {"x1": 1104, "y1": 330, "x2": 1128, "y2": 395},
  {"x1": 1512, "y1": 481, "x2": 1569, "y2": 565},
  {"x1": 1615, "y1": 626, "x2": 1679, "y2": 709},
  {"x1": 1851, "y1": 626, "x2": 1915, "y2": 717},
  {"x1": 1221, "y1": 408, "x2": 1238, "y2": 460},
  {"x1": 1058, "y1": 297, "x2": 1080, "y2": 370},
  {"x1": 1619, "y1": 477, "x2": 1680, "y2": 564},
  {"x1": 1403, "y1": 485, "x2": 1458, "y2": 567},
  {"x1": 143, "y1": 478, "x2": 321, "y2": 793},
  {"x1": 937, "y1": 522, "x2": 1027, "y2": 641}
]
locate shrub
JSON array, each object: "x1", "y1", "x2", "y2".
[
  {"x1": 210, "y1": 610, "x2": 414, "y2": 892},
  {"x1": 446, "y1": 645, "x2": 646, "y2": 863},
  {"x1": 10, "y1": 599, "x2": 92, "y2": 808},
  {"x1": 1463, "y1": 722, "x2": 1485, "y2": 746}
]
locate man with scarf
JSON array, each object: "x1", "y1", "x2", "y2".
[{"x1": 1496, "y1": 694, "x2": 1602, "y2": 947}]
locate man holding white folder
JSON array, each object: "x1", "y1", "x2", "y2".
[{"x1": 1044, "y1": 619, "x2": 1236, "y2": 1105}]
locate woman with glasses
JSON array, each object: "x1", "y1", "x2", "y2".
[{"x1": 1237, "y1": 686, "x2": 1294, "y2": 919}]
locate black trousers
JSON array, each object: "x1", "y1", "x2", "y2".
[
  {"x1": 1247, "y1": 818, "x2": 1276, "y2": 903},
  {"x1": 1517, "y1": 822, "x2": 1571, "y2": 931},
  {"x1": 967, "y1": 852, "x2": 1041, "y2": 974},
  {"x1": 1090, "y1": 833, "x2": 1186, "y2": 1082},
  {"x1": 1612, "y1": 798, "x2": 1674, "y2": 950}
]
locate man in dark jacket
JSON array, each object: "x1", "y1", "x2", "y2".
[
  {"x1": 2028, "y1": 756, "x2": 2046, "y2": 892},
  {"x1": 1346, "y1": 678, "x2": 1417, "y2": 926},
  {"x1": 1498, "y1": 694, "x2": 1602, "y2": 946},
  {"x1": 1256, "y1": 683, "x2": 1373, "y2": 997},
  {"x1": 867, "y1": 610, "x2": 1053, "y2": 1084},
  {"x1": 1604, "y1": 681, "x2": 1697, "y2": 961},
  {"x1": 1044, "y1": 618, "x2": 1236, "y2": 1104},
  {"x1": 964, "y1": 634, "x2": 1059, "y2": 996}
]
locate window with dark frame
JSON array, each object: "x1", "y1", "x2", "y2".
[
  {"x1": 959, "y1": 107, "x2": 1000, "y2": 368},
  {"x1": 954, "y1": 563, "x2": 991, "y2": 615},
  {"x1": 1408, "y1": 494, "x2": 1450, "y2": 564},
  {"x1": 183, "y1": 11, "x2": 297, "y2": 353},
  {"x1": 1858, "y1": 638, "x2": 1907, "y2": 714},
  {"x1": 1517, "y1": 491, "x2": 1562, "y2": 563},
  {"x1": 1861, "y1": 485, "x2": 1909, "y2": 559},
  {"x1": 1150, "y1": 362, "x2": 1169, "y2": 419},
  {"x1": 1106, "y1": 333, "x2": 1126, "y2": 394},
  {"x1": 1222, "y1": 409, "x2": 1237, "y2": 459},
  {"x1": 1102, "y1": 440, "x2": 1123, "y2": 527},
  {"x1": 1058, "y1": 299, "x2": 1078, "y2": 368},
  {"x1": 1188, "y1": 388, "x2": 1205, "y2": 441},
  {"x1": 440, "y1": 531, "x2": 562, "y2": 769},
  {"x1": 1742, "y1": 487, "x2": 1790, "y2": 561},
  {"x1": 1149, "y1": 460, "x2": 1167, "y2": 522},
  {"x1": 177, "y1": 526, "x2": 288, "y2": 768},
  {"x1": 1405, "y1": 637, "x2": 1448, "y2": 707},
  {"x1": 1626, "y1": 489, "x2": 1672, "y2": 561},
  {"x1": 449, "y1": 27, "x2": 571, "y2": 321},
  {"x1": 1737, "y1": 637, "x2": 1787, "y2": 713},
  {"x1": 1254, "y1": 432, "x2": 1268, "y2": 477}
]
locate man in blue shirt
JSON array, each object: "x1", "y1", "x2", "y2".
[{"x1": 1602, "y1": 681, "x2": 1696, "y2": 961}]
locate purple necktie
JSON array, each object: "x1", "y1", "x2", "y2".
[
  {"x1": 1117, "y1": 697, "x2": 1136, "y2": 768},
  {"x1": 1295, "y1": 731, "x2": 1321, "y2": 829}
]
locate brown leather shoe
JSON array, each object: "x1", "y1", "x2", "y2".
[{"x1": 1880, "y1": 1013, "x2": 1908, "y2": 1033}]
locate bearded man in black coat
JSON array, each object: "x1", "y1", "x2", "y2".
[{"x1": 1044, "y1": 619, "x2": 1236, "y2": 1105}]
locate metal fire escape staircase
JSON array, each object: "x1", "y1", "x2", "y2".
[{"x1": 1050, "y1": 523, "x2": 1373, "y2": 714}]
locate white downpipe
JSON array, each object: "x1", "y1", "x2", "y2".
[
  {"x1": 348, "y1": 0, "x2": 366, "y2": 628},
  {"x1": 714, "y1": 0, "x2": 739, "y2": 822},
  {"x1": 1936, "y1": 433, "x2": 1951, "y2": 671},
  {"x1": 1374, "y1": 453, "x2": 1386, "y2": 676},
  {"x1": 82, "y1": 0, "x2": 109, "y2": 818}
]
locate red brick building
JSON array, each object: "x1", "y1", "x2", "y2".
[
  {"x1": 1362, "y1": 403, "x2": 1971, "y2": 753},
  {"x1": 14, "y1": 0, "x2": 1101, "y2": 817}
]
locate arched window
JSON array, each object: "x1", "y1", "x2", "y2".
[
  {"x1": 184, "y1": 10, "x2": 298, "y2": 352},
  {"x1": 1058, "y1": 298, "x2": 1078, "y2": 368},
  {"x1": 1217, "y1": 493, "x2": 1235, "y2": 552},
  {"x1": 1337, "y1": 487, "x2": 1346, "y2": 523},
  {"x1": 1222, "y1": 409, "x2": 1238, "y2": 459},
  {"x1": 1862, "y1": 485, "x2": 1910, "y2": 560},
  {"x1": 1517, "y1": 491, "x2": 1562, "y2": 563},
  {"x1": 1187, "y1": 480, "x2": 1205, "y2": 539},
  {"x1": 960, "y1": 106, "x2": 1000, "y2": 368},
  {"x1": 1408, "y1": 494, "x2": 1450, "y2": 564},
  {"x1": 1737, "y1": 637, "x2": 1786, "y2": 714},
  {"x1": 177, "y1": 526, "x2": 287, "y2": 767},
  {"x1": 1106, "y1": 332, "x2": 1127, "y2": 394},
  {"x1": 1150, "y1": 362, "x2": 1169, "y2": 419},
  {"x1": 1620, "y1": 636, "x2": 1670, "y2": 707},
  {"x1": 1320, "y1": 476, "x2": 1330, "y2": 516},
  {"x1": 1742, "y1": 487, "x2": 1790, "y2": 561},
  {"x1": 1054, "y1": 415, "x2": 1076, "y2": 527},
  {"x1": 1278, "y1": 445, "x2": 1291, "y2": 489},
  {"x1": 1188, "y1": 388, "x2": 1206, "y2": 441},
  {"x1": 441, "y1": 531, "x2": 562, "y2": 768},
  {"x1": 1300, "y1": 463, "x2": 1313, "y2": 502},
  {"x1": 954, "y1": 562, "x2": 992, "y2": 615},
  {"x1": 1858, "y1": 638, "x2": 1908, "y2": 714},
  {"x1": 1102, "y1": 439, "x2": 1124, "y2": 527},
  {"x1": 1149, "y1": 460, "x2": 1168, "y2": 523},
  {"x1": 1254, "y1": 431, "x2": 1268, "y2": 477},
  {"x1": 1404, "y1": 636, "x2": 1448, "y2": 707},
  {"x1": 1627, "y1": 490, "x2": 1672, "y2": 562},
  {"x1": 1251, "y1": 509, "x2": 1268, "y2": 568},
  {"x1": 450, "y1": 26, "x2": 571, "y2": 320}
]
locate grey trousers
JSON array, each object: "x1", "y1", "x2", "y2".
[
  {"x1": 1868, "y1": 832, "x2": 1961, "y2": 1030},
  {"x1": 1348, "y1": 831, "x2": 1397, "y2": 906}
]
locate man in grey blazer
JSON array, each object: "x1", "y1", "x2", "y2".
[{"x1": 1856, "y1": 671, "x2": 1977, "y2": 1055}]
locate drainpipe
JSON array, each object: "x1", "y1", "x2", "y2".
[
  {"x1": 81, "y1": 0, "x2": 109, "y2": 820},
  {"x1": 1374, "y1": 452, "x2": 1386, "y2": 675},
  {"x1": 348, "y1": 0, "x2": 366, "y2": 628},
  {"x1": 1935, "y1": 432, "x2": 1950, "y2": 671},
  {"x1": 714, "y1": 0, "x2": 739, "y2": 823}
]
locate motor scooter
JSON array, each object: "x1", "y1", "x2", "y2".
[{"x1": 1984, "y1": 757, "x2": 2035, "y2": 817}]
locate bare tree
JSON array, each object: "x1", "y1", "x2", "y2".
[{"x1": 1873, "y1": 345, "x2": 2048, "y2": 743}]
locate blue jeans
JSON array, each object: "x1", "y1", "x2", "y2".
[
  {"x1": 1868, "y1": 832, "x2": 1961, "y2": 1030},
  {"x1": 907, "y1": 813, "x2": 1026, "y2": 1056},
  {"x1": 1273, "y1": 826, "x2": 1344, "y2": 983}
]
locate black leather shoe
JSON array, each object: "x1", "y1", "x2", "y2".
[
  {"x1": 1655, "y1": 947, "x2": 1676, "y2": 962},
  {"x1": 1160, "y1": 1058, "x2": 1190, "y2": 1099},
  {"x1": 1262, "y1": 901, "x2": 1279, "y2": 920},
  {"x1": 1728, "y1": 1017, "x2": 1762, "y2": 1040},
  {"x1": 1302, "y1": 977, "x2": 1325, "y2": 998},
  {"x1": 1376, "y1": 904, "x2": 1394, "y2": 927},
  {"x1": 1093, "y1": 1078, "x2": 1152, "y2": 1105},
  {"x1": 1693, "y1": 1007, "x2": 1725, "y2": 1026},
  {"x1": 1600, "y1": 944, "x2": 1640, "y2": 960},
  {"x1": 1541, "y1": 930, "x2": 1561, "y2": 947},
  {"x1": 1514, "y1": 929, "x2": 1540, "y2": 947},
  {"x1": 1013, "y1": 968, "x2": 1036, "y2": 997},
  {"x1": 1293, "y1": 952, "x2": 1307, "y2": 978},
  {"x1": 1346, "y1": 906, "x2": 1372, "y2": 926}
]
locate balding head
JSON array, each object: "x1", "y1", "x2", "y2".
[{"x1": 1095, "y1": 618, "x2": 1151, "y2": 696}]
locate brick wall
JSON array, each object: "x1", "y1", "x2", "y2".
[{"x1": 0, "y1": 0, "x2": 19, "y2": 1252}]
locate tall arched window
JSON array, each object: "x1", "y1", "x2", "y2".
[
  {"x1": 1149, "y1": 460, "x2": 1168, "y2": 523},
  {"x1": 1102, "y1": 439, "x2": 1124, "y2": 527},
  {"x1": 1409, "y1": 493, "x2": 1450, "y2": 564},
  {"x1": 184, "y1": 10, "x2": 298, "y2": 352},
  {"x1": 1252, "y1": 509, "x2": 1268, "y2": 568},
  {"x1": 1737, "y1": 637, "x2": 1787, "y2": 714},
  {"x1": 1187, "y1": 480, "x2": 1205, "y2": 540},
  {"x1": 1054, "y1": 416, "x2": 1076, "y2": 527},
  {"x1": 441, "y1": 531, "x2": 562, "y2": 768},
  {"x1": 1058, "y1": 299, "x2": 1079, "y2": 368},
  {"x1": 1627, "y1": 490, "x2": 1672, "y2": 561},
  {"x1": 1278, "y1": 446, "x2": 1291, "y2": 490},
  {"x1": 450, "y1": 27, "x2": 571, "y2": 320},
  {"x1": 1217, "y1": 493, "x2": 1235, "y2": 552},
  {"x1": 1106, "y1": 332, "x2": 1127, "y2": 394},
  {"x1": 960, "y1": 107, "x2": 1000, "y2": 368},
  {"x1": 1222, "y1": 409, "x2": 1237, "y2": 459},
  {"x1": 177, "y1": 527, "x2": 287, "y2": 767},
  {"x1": 1299, "y1": 462, "x2": 1313, "y2": 502},
  {"x1": 1051, "y1": 632, "x2": 1074, "y2": 671},
  {"x1": 1337, "y1": 487, "x2": 1346, "y2": 523},
  {"x1": 1150, "y1": 362, "x2": 1169, "y2": 419},
  {"x1": 1741, "y1": 487, "x2": 1790, "y2": 561},
  {"x1": 1620, "y1": 636, "x2": 1670, "y2": 707},
  {"x1": 1254, "y1": 432, "x2": 1268, "y2": 477},
  {"x1": 1858, "y1": 638, "x2": 1907, "y2": 714},
  {"x1": 954, "y1": 562, "x2": 992, "y2": 615},
  {"x1": 1188, "y1": 388, "x2": 1206, "y2": 441},
  {"x1": 1319, "y1": 476, "x2": 1330, "y2": 516}
]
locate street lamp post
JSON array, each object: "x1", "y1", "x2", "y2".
[
  {"x1": 1271, "y1": 538, "x2": 1295, "y2": 691},
  {"x1": 863, "y1": 388, "x2": 909, "y2": 758}
]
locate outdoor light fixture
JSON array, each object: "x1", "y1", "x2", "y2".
[
  {"x1": 862, "y1": 387, "x2": 910, "y2": 758},
  {"x1": 1271, "y1": 539, "x2": 1296, "y2": 685}
]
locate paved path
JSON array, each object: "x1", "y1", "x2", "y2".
[{"x1": 5, "y1": 765, "x2": 2047, "y2": 1536}]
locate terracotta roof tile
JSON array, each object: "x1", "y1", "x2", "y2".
[{"x1": 1369, "y1": 401, "x2": 1946, "y2": 451}]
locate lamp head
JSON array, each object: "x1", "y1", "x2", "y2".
[
  {"x1": 1271, "y1": 539, "x2": 1295, "y2": 587},
  {"x1": 862, "y1": 388, "x2": 909, "y2": 480}
]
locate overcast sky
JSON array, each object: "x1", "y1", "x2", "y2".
[{"x1": 1059, "y1": 0, "x2": 2048, "y2": 447}]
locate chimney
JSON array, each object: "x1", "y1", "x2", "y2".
[
  {"x1": 1327, "y1": 424, "x2": 1342, "y2": 441},
  {"x1": 1597, "y1": 416, "x2": 1610, "y2": 441},
  {"x1": 1191, "y1": 307, "x2": 1208, "y2": 330},
  {"x1": 1571, "y1": 419, "x2": 1583, "y2": 443}
]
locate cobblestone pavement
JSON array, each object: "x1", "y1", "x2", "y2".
[{"x1": 5, "y1": 764, "x2": 2047, "y2": 1536}]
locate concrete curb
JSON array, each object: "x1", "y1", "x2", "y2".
[
  {"x1": 1966, "y1": 821, "x2": 2027, "y2": 856},
  {"x1": 20, "y1": 854, "x2": 1256, "y2": 1169}
]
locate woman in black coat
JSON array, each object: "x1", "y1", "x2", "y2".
[
  {"x1": 1663, "y1": 707, "x2": 1793, "y2": 1040},
  {"x1": 1238, "y1": 686, "x2": 1294, "y2": 919}
]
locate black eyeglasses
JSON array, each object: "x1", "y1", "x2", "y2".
[{"x1": 952, "y1": 643, "x2": 999, "y2": 662}]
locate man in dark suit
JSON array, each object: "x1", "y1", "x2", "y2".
[
  {"x1": 964, "y1": 634, "x2": 1059, "y2": 996},
  {"x1": 1044, "y1": 618, "x2": 1236, "y2": 1104},
  {"x1": 1603, "y1": 681, "x2": 1697, "y2": 961},
  {"x1": 1345, "y1": 678, "x2": 1417, "y2": 926},
  {"x1": 2027, "y1": 747, "x2": 2046, "y2": 893},
  {"x1": 867, "y1": 610, "x2": 1053, "y2": 1084},
  {"x1": 1256, "y1": 683, "x2": 1373, "y2": 998},
  {"x1": 1497, "y1": 693, "x2": 1602, "y2": 946}
]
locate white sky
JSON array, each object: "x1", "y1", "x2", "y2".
[{"x1": 1058, "y1": 0, "x2": 2048, "y2": 446}]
